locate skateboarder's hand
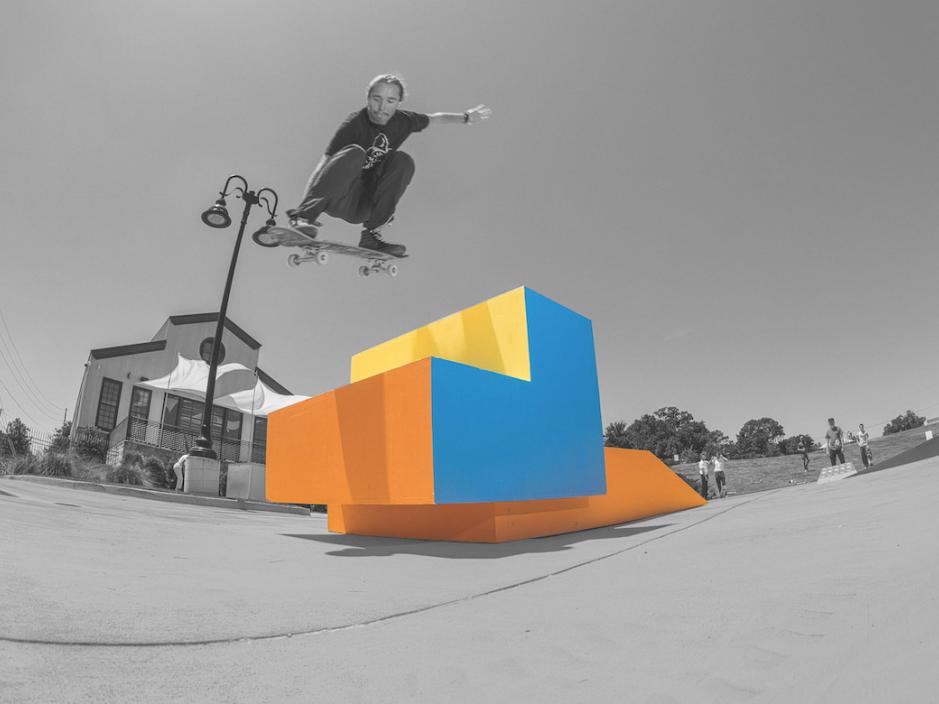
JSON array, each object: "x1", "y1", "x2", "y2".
[{"x1": 465, "y1": 104, "x2": 492, "y2": 125}]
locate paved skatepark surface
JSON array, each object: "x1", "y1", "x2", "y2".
[{"x1": 3, "y1": 456, "x2": 938, "y2": 703}]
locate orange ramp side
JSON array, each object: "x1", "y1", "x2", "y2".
[
  {"x1": 266, "y1": 359, "x2": 434, "y2": 505},
  {"x1": 328, "y1": 448, "x2": 706, "y2": 543},
  {"x1": 493, "y1": 448, "x2": 706, "y2": 541}
]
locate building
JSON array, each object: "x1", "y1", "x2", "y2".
[{"x1": 72, "y1": 313, "x2": 294, "y2": 468}]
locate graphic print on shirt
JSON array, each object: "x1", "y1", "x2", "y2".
[{"x1": 364, "y1": 133, "x2": 390, "y2": 170}]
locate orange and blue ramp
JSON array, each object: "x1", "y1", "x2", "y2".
[{"x1": 267, "y1": 286, "x2": 704, "y2": 542}]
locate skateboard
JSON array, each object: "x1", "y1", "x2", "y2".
[{"x1": 252, "y1": 225, "x2": 406, "y2": 278}]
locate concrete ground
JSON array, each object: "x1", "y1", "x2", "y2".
[{"x1": 2, "y1": 457, "x2": 938, "y2": 703}]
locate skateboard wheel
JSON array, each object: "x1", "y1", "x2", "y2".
[
  {"x1": 357, "y1": 265, "x2": 370, "y2": 278},
  {"x1": 252, "y1": 230, "x2": 280, "y2": 248},
  {"x1": 315, "y1": 251, "x2": 329, "y2": 265},
  {"x1": 386, "y1": 264, "x2": 398, "y2": 278},
  {"x1": 288, "y1": 254, "x2": 301, "y2": 268}
]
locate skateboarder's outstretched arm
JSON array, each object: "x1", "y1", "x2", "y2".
[{"x1": 427, "y1": 104, "x2": 492, "y2": 126}]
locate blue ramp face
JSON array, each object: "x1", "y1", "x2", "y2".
[{"x1": 431, "y1": 288, "x2": 606, "y2": 503}]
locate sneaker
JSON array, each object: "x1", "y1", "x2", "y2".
[
  {"x1": 289, "y1": 216, "x2": 320, "y2": 239},
  {"x1": 359, "y1": 229, "x2": 406, "y2": 257}
]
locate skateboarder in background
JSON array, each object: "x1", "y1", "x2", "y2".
[
  {"x1": 287, "y1": 74, "x2": 492, "y2": 257},
  {"x1": 825, "y1": 417, "x2": 846, "y2": 466}
]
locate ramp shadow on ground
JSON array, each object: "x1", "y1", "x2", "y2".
[{"x1": 281, "y1": 522, "x2": 669, "y2": 558}]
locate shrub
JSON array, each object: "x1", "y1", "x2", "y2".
[
  {"x1": 143, "y1": 457, "x2": 169, "y2": 488},
  {"x1": 4, "y1": 455, "x2": 38, "y2": 475},
  {"x1": 70, "y1": 461, "x2": 109, "y2": 483},
  {"x1": 106, "y1": 462, "x2": 151, "y2": 487},
  {"x1": 47, "y1": 421, "x2": 72, "y2": 455},
  {"x1": 38, "y1": 453, "x2": 73, "y2": 477},
  {"x1": 72, "y1": 428, "x2": 109, "y2": 462}
]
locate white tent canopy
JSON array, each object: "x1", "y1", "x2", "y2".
[
  {"x1": 139, "y1": 354, "x2": 254, "y2": 400},
  {"x1": 215, "y1": 378, "x2": 309, "y2": 417}
]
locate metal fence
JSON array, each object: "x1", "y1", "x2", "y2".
[
  {"x1": 110, "y1": 417, "x2": 266, "y2": 464},
  {"x1": 0, "y1": 429, "x2": 57, "y2": 457},
  {"x1": 1, "y1": 419, "x2": 265, "y2": 467}
]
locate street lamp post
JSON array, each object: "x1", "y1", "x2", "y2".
[{"x1": 188, "y1": 174, "x2": 278, "y2": 459}]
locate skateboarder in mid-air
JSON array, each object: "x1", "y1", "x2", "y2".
[{"x1": 286, "y1": 73, "x2": 492, "y2": 257}]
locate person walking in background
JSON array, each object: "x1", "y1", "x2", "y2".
[
  {"x1": 857, "y1": 423, "x2": 873, "y2": 469},
  {"x1": 713, "y1": 451, "x2": 729, "y2": 498},
  {"x1": 797, "y1": 439, "x2": 810, "y2": 472},
  {"x1": 698, "y1": 453, "x2": 710, "y2": 499},
  {"x1": 825, "y1": 417, "x2": 846, "y2": 466}
]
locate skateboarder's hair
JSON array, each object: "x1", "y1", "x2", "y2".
[{"x1": 367, "y1": 74, "x2": 407, "y2": 101}]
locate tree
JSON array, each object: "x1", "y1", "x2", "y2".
[
  {"x1": 2, "y1": 418, "x2": 32, "y2": 456},
  {"x1": 604, "y1": 421, "x2": 632, "y2": 448},
  {"x1": 883, "y1": 410, "x2": 926, "y2": 436},
  {"x1": 735, "y1": 417, "x2": 785, "y2": 458},
  {"x1": 48, "y1": 420, "x2": 72, "y2": 455},
  {"x1": 778, "y1": 433, "x2": 815, "y2": 455},
  {"x1": 610, "y1": 407, "x2": 720, "y2": 463}
]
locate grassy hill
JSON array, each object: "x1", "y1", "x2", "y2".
[{"x1": 671, "y1": 420, "x2": 939, "y2": 497}]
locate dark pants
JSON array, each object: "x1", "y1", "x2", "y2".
[
  {"x1": 860, "y1": 446, "x2": 872, "y2": 468},
  {"x1": 700, "y1": 475, "x2": 709, "y2": 499},
  {"x1": 289, "y1": 145, "x2": 415, "y2": 232},
  {"x1": 828, "y1": 448, "x2": 845, "y2": 466},
  {"x1": 801, "y1": 453, "x2": 809, "y2": 470},
  {"x1": 715, "y1": 470, "x2": 725, "y2": 496}
]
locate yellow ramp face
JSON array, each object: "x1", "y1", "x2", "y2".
[{"x1": 350, "y1": 286, "x2": 531, "y2": 383}]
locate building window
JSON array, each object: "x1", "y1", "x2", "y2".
[
  {"x1": 163, "y1": 394, "x2": 241, "y2": 444},
  {"x1": 163, "y1": 395, "x2": 203, "y2": 435},
  {"x1": 130, "y1": 386, "x2": 152, "y2": 420},
  {"x1": 95, "y1": 378, "x2": 122, "y2": 431},
  {"x1": 199, "y1": 337, "x2": 226, "y2": 365},
  {"x1": 252, "y1": 417, "x2": 267, "y2": 464}
]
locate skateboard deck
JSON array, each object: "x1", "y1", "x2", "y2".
[{"x1": 253, "y1": 226, "x2": 407, "y2": 278}]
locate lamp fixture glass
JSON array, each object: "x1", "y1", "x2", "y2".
[{"x1": 201, "y1": 198, "x2": 231, "y2": 228}]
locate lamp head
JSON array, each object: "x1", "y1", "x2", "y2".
[
  {"x1": 201, "y1": 198, "x2": 231, "y2": 228},
  {"x1": 250, "y1": 217, "x2": 277, "y2": 243}
]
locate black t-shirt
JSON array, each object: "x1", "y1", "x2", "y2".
[{"x1": 326, "y1": 108, "x2": 430, "y2": 172}]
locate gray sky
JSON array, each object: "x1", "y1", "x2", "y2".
[{"x1": 1, "y1": 0, "x2": 937, "y2": 440}]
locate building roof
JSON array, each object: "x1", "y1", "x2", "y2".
[
  {"x1": 256, "y1": 368, "x2": 291, "y2": 395},
  {"x1": 89, "y1": 319, "x2": 292, "y2": 394},
  {"x1": 90, "y1": 340, "x2": 167, "y2": 360},
  {"x1": 166, "y1": 314, "x2": 261, "y2": 351}
]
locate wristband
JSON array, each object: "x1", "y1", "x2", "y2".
[{"x1": 463, "y1": 111, "x2": 470, "y2": 124}]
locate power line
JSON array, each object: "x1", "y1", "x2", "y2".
[
  {"x1": 0, "y1": 308, "x2": 65, "y2": 414},
  {"x1": 0, "y1": 344, "x2": 61, "y2": 423},
  {"x1": 0, "y1": 376, "x2": 46, "y2": 430},
  {"x1": 0, "y1": 313, "x2": 63, "y2": 422}
]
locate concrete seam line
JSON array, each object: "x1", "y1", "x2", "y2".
[{"x1": 0, "y1": 491, "x2": 778, "y2": 649}]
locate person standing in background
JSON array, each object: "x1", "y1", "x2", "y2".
[
  {"x1": 857, "y1": 423, "x2": 873, "y2": 469},
  {"x1": 825, "y1": 418, "x2": 846, "y2": 466},
  {"x1": 797, "y1": 439, "x2": 810, "y2": 472},
  {"x1": 172, "y1": 453, "x2": 189, "y2": 492},
  {"x1": 713, "y1": 451, "x2": 729, "y2": 498},
  {"x1": 698, "y1": 453, "x2": 711, "y2": 499}
]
